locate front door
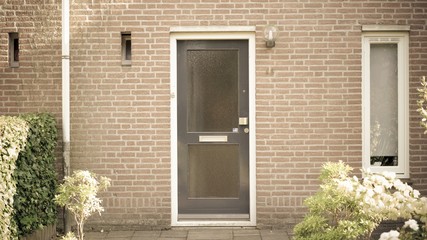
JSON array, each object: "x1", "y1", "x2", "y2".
[{"x1": 177, "y1": 40, "x2": 249, "y2": 219}]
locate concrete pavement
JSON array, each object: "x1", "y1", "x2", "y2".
[{"x1": 84, "y1": 229, "x2": 291, "y2": 240}]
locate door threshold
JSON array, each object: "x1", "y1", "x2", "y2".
[{"x1": 179, "y1": 214, "x2": 250, "y2": 221}]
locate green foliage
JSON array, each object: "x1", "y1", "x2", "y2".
[
  {"x1": 293, "y1": 215, "x2": 329, "y2": 240},
  {"x1": 293, "y1": 161, "x2": 375, "y2": 240},
  {"x1": 397, "y1": 220, "x2": 427, "y2": 240},
  {"x1": 61, "y1": 232, "x2": 78, "y2": 240},
  {"x1": 294, "y1": 161, "x2": 427, "y2": 240},
  {"x1": 294, "y1": 215, "x2": 370, "y2": 240},
  {"x1": 55, "y1": 170, "x2": 111, "y2": 240},
  {"x1": 319, "y1": 161, "x2": 352, "y2": 183},
  {"x1": 0, "y1": 116, "x2": 29, "y2": 240},
  {"x1": 417, "y1": 76, "x2": 427, "y2": 133},
  {"x1": 13, "y1": 113, "x2": 58, "y2": 236}
]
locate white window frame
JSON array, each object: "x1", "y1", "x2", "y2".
[{"x1": 362, "y1": 31, "x2": 409, "y2": 178}]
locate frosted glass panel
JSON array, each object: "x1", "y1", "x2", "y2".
[
  {"x1": 188, "y1": 144, "x2": 239, "y2": 198},
  {"x1": 370, "y1": 44, "x2": 398, "y2": 166},
  {"x1": 187, "y1": 50, "x2": 238, "y2": 132}
]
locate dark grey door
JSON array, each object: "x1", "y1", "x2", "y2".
[{"x1": 177, "y1": 40, "x2": 249, "y2": 217}]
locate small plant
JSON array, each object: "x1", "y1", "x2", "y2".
[
  {"x1": 61, "y1": 232, "x2": 78, "y2": 240},
  {"x1": 55, "y1": 170, "x2": 111, "y2": 240}
]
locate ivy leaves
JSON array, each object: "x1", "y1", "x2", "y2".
[
  {"x1": 0, "y1": 116, "x2": 28, "y2": 240},
  {"x1": 0, "y1": 113, "x2": 58, "y2": 239},
  {"x1": 13, "y1": 113, "x2": 58, "y2": 236}
]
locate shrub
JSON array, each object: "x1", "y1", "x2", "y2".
[
  {"x1": 380, "y1": 202, "x2": 427, "y2": 240},
  {"x1": 294, "y1": 161, "x2": 423, "y2": 240},
  {"x1": 294, "y1": 161, "x2": 373, "y2": 240},
  {"x1": 13, "y1": 113, "x2": 58, "y2": 236},
  {"x1": 0, "y1": 116, "x2": 29, "y2": 240},
  {"x1": 391, "y1": 219, "x2": 427, "y2": 240},
  {"x1": 55, "y1": 170, "x2": 111, "y2": 240}
]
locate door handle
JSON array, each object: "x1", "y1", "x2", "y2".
[{"x1": 239, "y1": 117, "x2": 248, "y2": 126}]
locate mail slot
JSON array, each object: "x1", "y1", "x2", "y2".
[{"x1": 199, "y1": 136, "x2": 228, "y2": 143}]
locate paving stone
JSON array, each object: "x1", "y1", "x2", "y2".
[
  {"x1": 130, "y1": 237, "x2": 157, "y2": 240},
  {"x1": 259, "y1": 230, "x2": 289, "y2": 240},
  {"x1": 187, "y1": 229, "x2": 232, "y2": 240},
  {"x1": 133, "y1": 231, "x2": 161, "y2": 237},
  {"x1": 157, "y1": 238, "x2": 187, "y2": 240},
  {"x1": 233, "y1": 229, "x2": 260, "y2": 236},
  {"x1": 233, "y1": 236, "x2": 261, "y2": 240},
  {"x1": 160, "y1": 230, "x2": 188, "y2": 238},
  {"x1": 106, "y1": 231, "x2": 134, "y2": 238},
  {"x1": 81, "y1": 229, "x2": 291, "y2": 240},
  {"x1": 85, "y1": 231, "x2": 108, "y2": 239},
  {"x1": 130, "y1": 230, "x2": 161, "y2": 240}
]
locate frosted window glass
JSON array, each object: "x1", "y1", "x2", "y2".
[
  {"x1": 187, "y1": 50, "x2": 238, "y2": 132},
  {"x1": 370, "y1": 44, "x2": 398, "y2": 166},
  {"x1": 188, "y1": 144, "x2": 239, "y2": 198}
]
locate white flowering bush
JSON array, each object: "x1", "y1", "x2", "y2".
[
  {"x1": 381, "y1": 218, "x2": 427, "y2": 240},
  {"x1": 294, "y1": 161, "x2": 374, "y2": 240},
  {"x1": 399, "y1": 218, "x2": 427, "y2": 240},
  {"x1": 293, "y1": 161, "x2": 427, "y2": 240},
  {"x1": 379, "y1": 230, "x2": 400, "y2": 240},
  {"x1": 417, "y1": 76, "x2": 427, "y2": 133},
  {"x1": 55, "y1": 170, "x2": 111, "y2": 240},
  {"x1": 339, "y1": 169, "x2": 420, "y2": 222}
]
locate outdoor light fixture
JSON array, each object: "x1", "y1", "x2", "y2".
[{"x1": 263, "y1": 25, "x2": 279, "y2": 48}]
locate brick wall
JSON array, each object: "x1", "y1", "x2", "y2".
[
  {"x1": 0, "y1": 0, "x2": 63, "y2": 174},
  {"x1": 1, "y1": 0, "x2": 427, "y2": 230}
]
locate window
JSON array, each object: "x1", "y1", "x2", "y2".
[
  {"x1": 362, "y1": 31, "x2": 409, "y2": 177},
  {"x1": 121, "y1": 32, "x2": 131, "y2": 65},
  {"x1": 9, "y1": 32, "x2": 19, "y2": 67}
]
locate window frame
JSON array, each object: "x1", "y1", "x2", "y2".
[
  {"x1": 362, "y1": 31, "x2": 409, "y2": 178},
  {"x1": 121, "y1": 32, "x2": 131, "y2": 66},
  {"x1": 9, "y1": 32, "x2": 19, "y2": 68}
]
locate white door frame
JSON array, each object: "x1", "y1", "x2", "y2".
[{"x1": 170, "y1": 26, "x2": 256, "y2": 227}]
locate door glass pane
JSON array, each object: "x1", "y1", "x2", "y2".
[
  {"x1": 188, "y1": 144, "x2": 239, "y2": 198},
  {"x1": 370, "y1": 44, "x2": 398, "y2": 166},
  {"x1": 187, "y1": 50, "x2": 238, "y2": 132}
]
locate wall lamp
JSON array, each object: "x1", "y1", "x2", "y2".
[{"x1": 263, "y1": 25, "x2": 279, "y2": 48}]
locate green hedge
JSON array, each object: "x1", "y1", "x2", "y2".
[
  {"x1": 0, "y1": 113, "x2": 58, "y2": 239},
  {"x1": 0, "y1": 116, "x2": 29, "y2": 240},
  {"x1": 14, "y1": 113, "x2": 58, "y2": 236}
]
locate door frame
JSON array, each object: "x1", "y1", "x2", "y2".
[{"x1": 170, "y1": 26, "x2": 256, "y2": 227}]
